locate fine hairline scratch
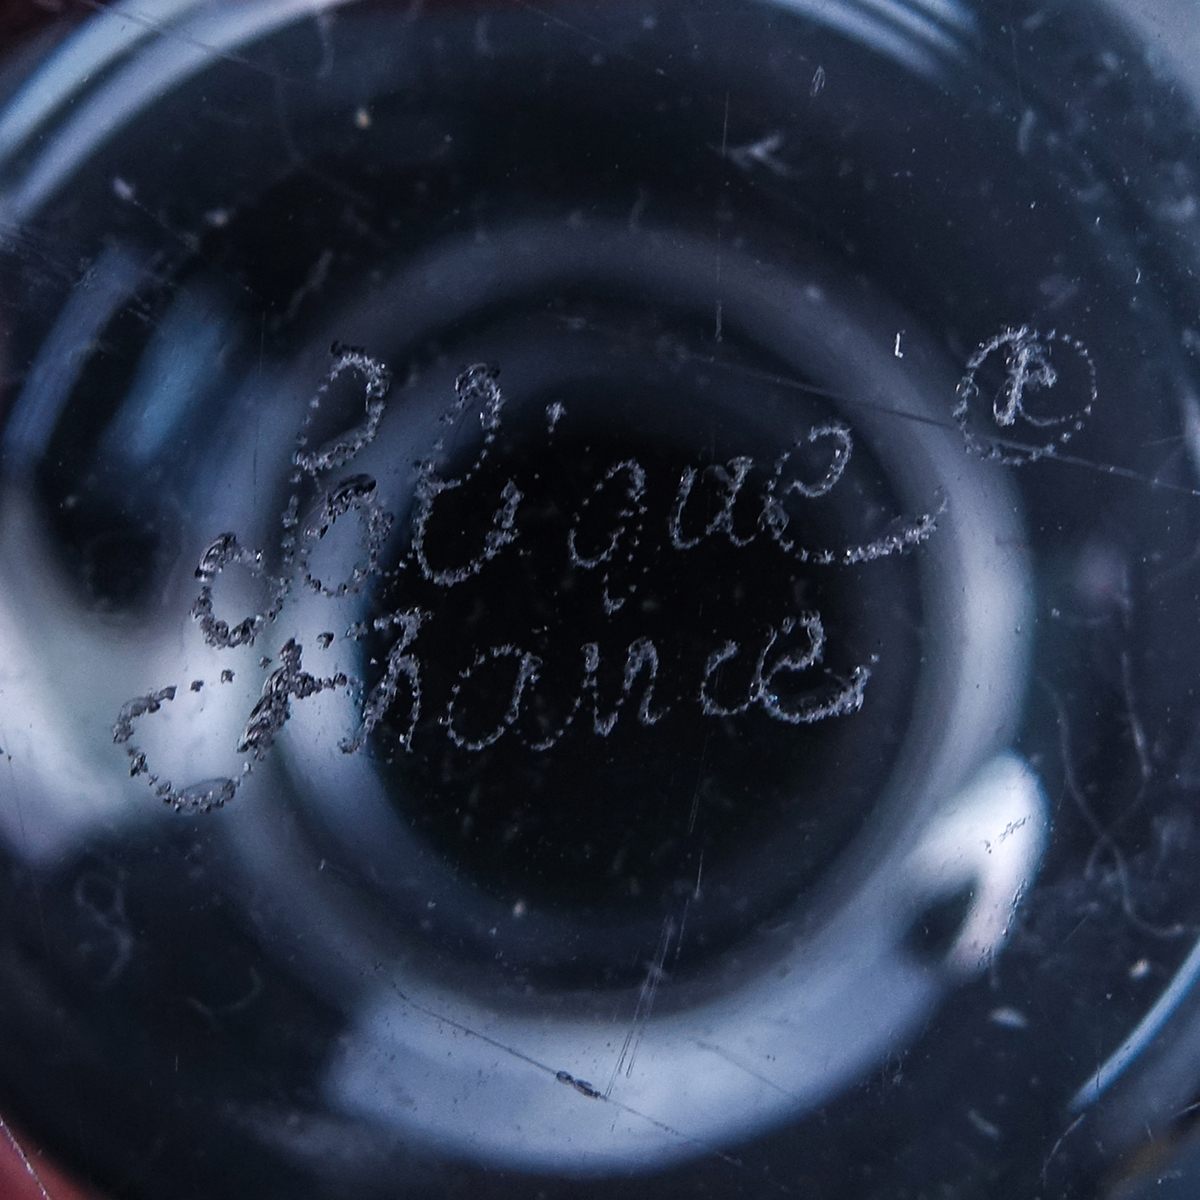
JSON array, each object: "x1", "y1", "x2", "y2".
[
  {"x1": 695, "y1": 1040, "x2": 805, "y2": 1103},
  {"x1": 375, "y1": 971, "x2": 785, "y2": 1185},
  {"x1": 78, "y1": 0, "x2": 299, "y2": 83}
]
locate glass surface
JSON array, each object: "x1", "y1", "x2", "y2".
[{"x1": 0, "y1": 1, "x2": 1198, "y2": 1197}]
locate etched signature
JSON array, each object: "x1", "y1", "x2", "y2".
[{"x1": 115, "y1": 349, "x2": 941, "y2": 811}]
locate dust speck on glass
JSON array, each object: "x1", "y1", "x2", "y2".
[{"x1": 0, "y1": 1, "x2": 1197, "y2": 1199}]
